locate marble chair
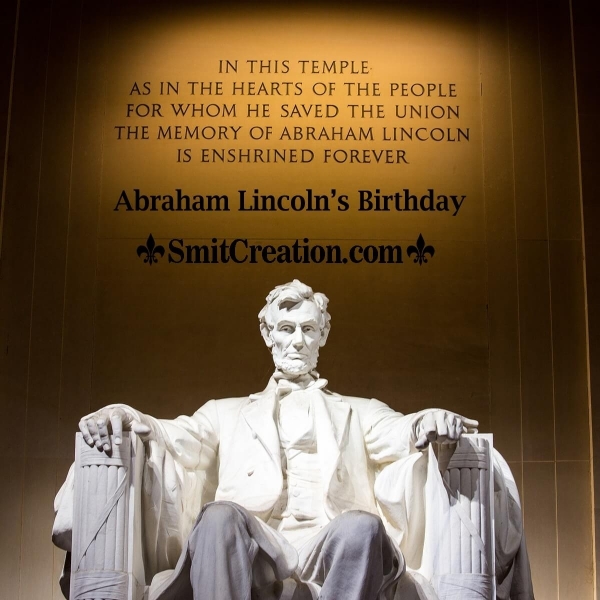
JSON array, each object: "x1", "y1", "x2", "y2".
[{"x1": 67, "y1": 432, "x2": 495, "y2": 600}]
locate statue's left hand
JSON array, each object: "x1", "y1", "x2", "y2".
[{"x1": 415, "y1": 409, "x2": 478, "y2": 450}]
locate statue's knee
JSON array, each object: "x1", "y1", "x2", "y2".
[
  {"x1": 202, "y1": 502, "x2": 242, "y2": 526},
  {"x1": 333, "y1": 511, "x2": 385, "y2": 546},
  {"x1": 193, "y1": 502, "x2": 247, "y2": 547}
]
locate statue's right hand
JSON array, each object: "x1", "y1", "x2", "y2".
[{"x1": 79, "y1": 406, "x2": 151, "y2": 452}]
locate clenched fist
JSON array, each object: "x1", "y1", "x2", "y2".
[{"x1": 415, "y1": 409, "x2": 478, "y2": 450}]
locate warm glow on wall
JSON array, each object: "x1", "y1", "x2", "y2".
[{"x1": 100, "y1": 2, "x2": 482, "y2": 249}]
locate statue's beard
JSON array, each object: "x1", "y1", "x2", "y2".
[{"x1": 273, "y1": 352, "x2": 319, "y2": 377}]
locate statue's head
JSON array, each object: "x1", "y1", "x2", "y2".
[{"x1": 259, "y1": 280, "x2": 331, "y2": 377}]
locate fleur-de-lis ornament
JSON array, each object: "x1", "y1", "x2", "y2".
[
  {"x1": 407, "y1": 234, "x2": 435, "y2": 266},
  {"x1": 137, "y1": 234, "x2": 165, "y2": 265}
]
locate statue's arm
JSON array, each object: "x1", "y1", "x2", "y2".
[
  {"x1": 152, "y1": 400, "x2": 219, "y2": 470},
  {"x1": 78, "y1": 400, "x2": 219, "y2": 470},
  {"x1": 364, "y1": 399, "x2": 478, "y2": 464},
  {"x1": 363, "y1": 400, "x2": 423, "y2": 463}
]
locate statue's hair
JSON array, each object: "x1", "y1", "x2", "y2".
[{"x1": 258, "y1": 279, "x2": 331, "y2": 342}]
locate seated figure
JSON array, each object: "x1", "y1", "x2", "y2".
[{"x1": 53, "y1": 280, "x2": 534, "y2": 600}]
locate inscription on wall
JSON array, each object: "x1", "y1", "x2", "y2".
[{"x1": 114, "y1": 59, "x2": 469, "y2": 167}]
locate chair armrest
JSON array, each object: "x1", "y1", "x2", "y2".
[
  {"x1": 71, "y1": 432, "x2": 146, "y2": 600},
  {"x1": 437, "y1": 433, "x2": 496, "y2": 598}
]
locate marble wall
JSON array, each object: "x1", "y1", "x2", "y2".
[{"x1": 573, "y1": 0, "x2": 600, "y2": 596}]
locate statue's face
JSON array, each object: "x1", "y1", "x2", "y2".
[{"x1": 269, "y1": 300, "x2": 322, "y2": 376}]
